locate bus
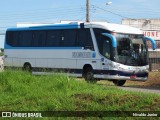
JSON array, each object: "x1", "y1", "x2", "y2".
[{"x1": 4, "y1": 22, "x2": 156, "y2": 86}]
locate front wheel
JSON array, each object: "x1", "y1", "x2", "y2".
[
  {"x1": 84, "y1": 67, "x2": 97, "y2": 83},
  {"x1": 113, "y1": 80, "x2": 126, "y2": 86}
]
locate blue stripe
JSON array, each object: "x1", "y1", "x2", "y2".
[
  {"x1": 144, "y1": 36, "x2": 156, "y2": 50},
  {"x1": 7, "y1": 23, "x2": 79, "y2": 31},
  {"x1": 5, "y1": 44, "x2": 82, "y2": 50},
  {"x1": 102, "y1": 33, "x2": 117, "y2": 47}
]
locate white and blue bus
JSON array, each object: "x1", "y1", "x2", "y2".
[{"x1": 4, "y1": 22, "x2": 156, "y2": 86}]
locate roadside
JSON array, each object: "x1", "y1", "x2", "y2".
[
  {"x1": 98, "y1": 72, "x2": 160, "y2": 94},
  {"x1": 119, "y1": 86, "x2": 160, "y2": 94},
  {"x1": 0, "y1": 56, "x2": 4, "y2": 71},
  {"x1": 125, "y1": 72, "x2": 160, "y2": 88}
]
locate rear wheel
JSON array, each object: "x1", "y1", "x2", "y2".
[
  {"x1": 23, "y1": 63, "x2": 32, "y2": 72},
  {"x1": 84, "y1": 67, "x2": 97, "y2": 83},
  {"x1": 113, "y1": 80, "x2": 126, "y2": 86}
]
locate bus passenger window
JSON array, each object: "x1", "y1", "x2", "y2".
[
  {"x1": 33, "y1": 31, "x2": 46, "y2": 47},
  {"x1": 61, "y1": 30, "x2": 77, "y2": 47},
  {"x1": 46, "y1": 30, "x2": 60, "y2": 47},
  {"x1": 77, "y1": 29, "x2": 94, "y2": 51}
]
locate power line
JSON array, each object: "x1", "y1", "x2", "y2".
[
  {"x1": 92, "y1": 5, "x2": 128, "y2": 19},
  {"x1": 0, "y1": 5, "x2": 85, "y2": 16}
]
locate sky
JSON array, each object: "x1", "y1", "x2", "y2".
[{"x1": 0, "y1": 0, "x2": 160, "y2": 48}]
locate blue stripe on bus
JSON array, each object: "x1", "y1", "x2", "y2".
[
  {"x1": 5, "y1": 44, "x2": 83, "y2": 50},
  {"x1": 7, "y1": 24, "x2": 79, "y2": 31}
]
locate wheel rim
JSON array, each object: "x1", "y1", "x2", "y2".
[
  {"x1": 24, "y1": 64, "x2": 31, "y2": 72},
  {"x1": 86, "y1": 72, "x2": 93, "y2": 81}
]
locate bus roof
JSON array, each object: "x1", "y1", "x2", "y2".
[
  {"x1": 7, "y1": 22, "x2": 143, "y2": 35},
  {"x1": 88, "y1": 22, "x2": 143, "y2": 34}
]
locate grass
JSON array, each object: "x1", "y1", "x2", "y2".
[
  {"x1": 0, "y1": 52, "x2": 3, "y2": 56},
  {"x1": 0, "y1": 70, "x2": 160, "y2": 119}
]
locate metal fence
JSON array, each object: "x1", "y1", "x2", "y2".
[
  {"x1": 149, "y1": 50, "x2": 160, "y2": 71},
  {"x1": 147, "y1": 40, "x2": 160, "y2": 71}
]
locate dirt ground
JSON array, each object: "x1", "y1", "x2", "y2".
[{"x1": 125, "y1": 72, "x2": 160, "y2": 87}]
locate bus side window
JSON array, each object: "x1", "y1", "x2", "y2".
[
  {"x1": 77, "y1": 29, "x2": 94, "y2": 51},
  {"x1": 19, "y1": 31, "x2": 32, "y2": 47},
  {"x1": 33, "y1": 31, "x2": 46, "y2": 47},
  {"x1": 46, "y1": 30, "x2": 61, "y2": 47},
  {"x1": 61, "y1": 29, "x2": 77, "y2": 47},
  {"x1": 13, "y1": 32, "x2": 20, "y2": 47},
  {"x1": 6, "y1": 31, "x2": 13, "y2": 46}
]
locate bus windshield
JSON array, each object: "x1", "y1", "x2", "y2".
[{"x1": 115, "y1": 33, "x2": 148, "y2": 66}]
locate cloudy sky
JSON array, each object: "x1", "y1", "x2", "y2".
[{"x1": 0, "y1": 0, "x2": 160, "y2": 48}]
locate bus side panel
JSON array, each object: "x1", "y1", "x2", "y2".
[{"x1": 4, "y1": 49, "x2": 36, "y2": 68}]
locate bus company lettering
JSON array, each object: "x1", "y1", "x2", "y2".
[{"x1": 72, "y1": 52, "x2": 93, "y2": 58}]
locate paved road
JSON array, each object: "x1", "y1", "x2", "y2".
[{"x1": 119, "y1": 86, "x2": 160, "y2": 95}]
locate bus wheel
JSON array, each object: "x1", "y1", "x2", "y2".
[
  {"x1": 84, "y1": 67, "x2": 97, "y2": 83},
  {"x1": 23, "y1": 63, "x2": 32, "y2": 72},
  {"x1": 113, "y1": 80, "x2": 126, "y2": 86}
]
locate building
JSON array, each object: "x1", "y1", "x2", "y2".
[{"x1": 122, "y1": 19, "x2": 160, "y2": 71}]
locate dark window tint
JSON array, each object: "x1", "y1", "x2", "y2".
[
  {"x1": 77, "y1": 29, "x2": 94, "y2": 50},
  {"x1": 33, "y1": 31, "x2": 46, "y2": 47},
  {"x1": 94, "y1": 28, "x2": 111, "y2": 59},
  {"x1": 6, "y1": 31, "x2": 12, "y2": 46},
  {"x1": 93, "y1": 28, "x2": 110, "y2": 42},
  {"x1": 46, "y1": 30, "x2": 60, "y2": 47},
  {"x1": 61, "y1": 29, "x2": 77, "y2": 47},
  {"x1": 19, "y1": 31, "x2": 32, "y2": 47},
  {"x1": 6, "y1": 31, "x2": 19, "y2": 47},
  {"x1": 6, "y1": 28, "x2": 94, "y2": 48},
  {"x1": 101, "y1": 36, "x2": 111, "y2": 59}
]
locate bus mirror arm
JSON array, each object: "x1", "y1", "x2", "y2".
[{"x1": 144, "y1": 36, "x2": 156, "y2": 50}]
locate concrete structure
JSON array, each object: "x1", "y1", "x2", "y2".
[{"x1": 122, "y1": 19, "x2": 160, "y2": 71}]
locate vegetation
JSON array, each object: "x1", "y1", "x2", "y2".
[
  {"x1": 0, "y1": 70, "x2": 160, "y2": 119},
  {"x1": 0, "y1": 48, "x2": 4, "y2": 56}
]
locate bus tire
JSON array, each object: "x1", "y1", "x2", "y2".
[
  {"x1": 23, "y1": 63, "x2": 32, "y2": 72},
  {"x1": 84, "y1": 67, "x2": 97, "y2": 83},
  {"x1": 113, "y1": 80, "x2": 126, "y2": 86}
]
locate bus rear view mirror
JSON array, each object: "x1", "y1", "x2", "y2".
[{"x1": 144, "y1": 36, "x2": 156, "y2": 50}]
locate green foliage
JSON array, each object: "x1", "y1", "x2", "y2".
[
  {"x1": 0, "y1": 70, "x2": 160, "y2": 119},
  {"x1": 0, "y1": 52, "x2": 3, "y2": 56}
]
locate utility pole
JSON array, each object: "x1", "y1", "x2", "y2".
[{"x1": 86, "y1": 0, "x2": 90, "y2": 22}]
